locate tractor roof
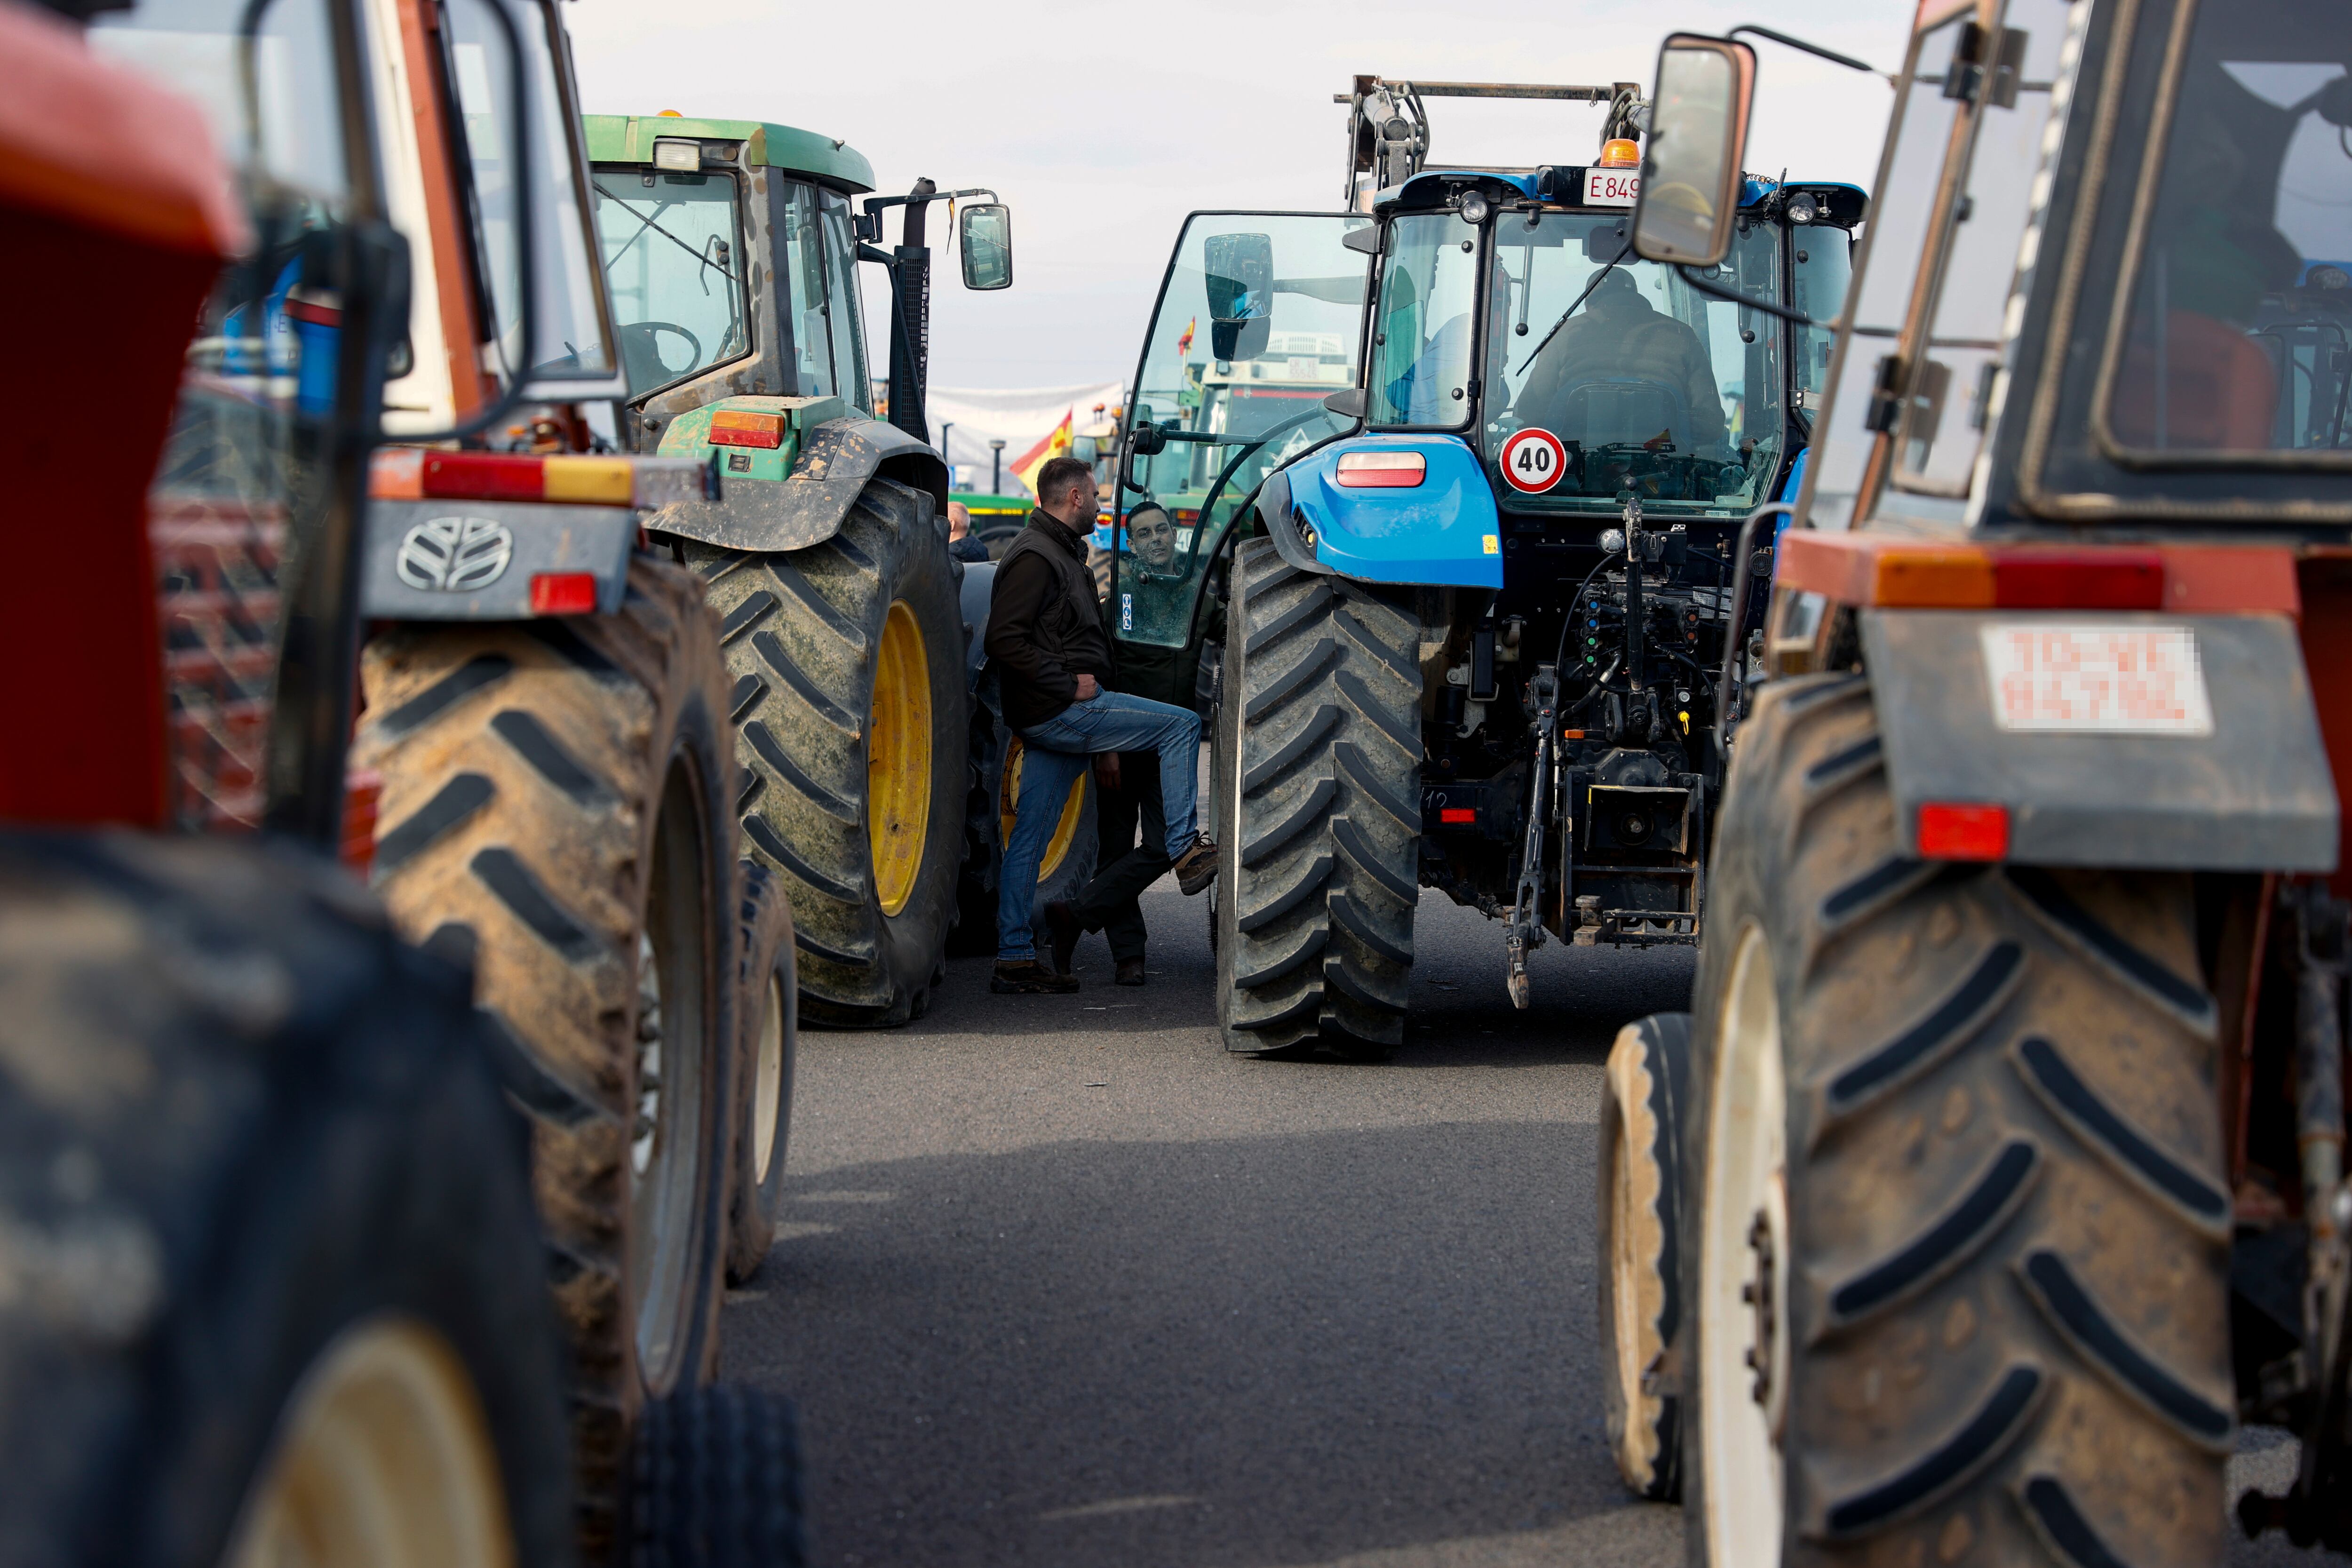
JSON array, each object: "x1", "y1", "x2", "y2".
[
  {"x1": 582, "y1": 114, "x2": 875, "y2": 194},
  {"x1": 1379, "y1": 169, "x2": 1869, "y2": 224}
]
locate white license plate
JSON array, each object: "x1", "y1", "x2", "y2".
[
  {"x1": 1584, "y1": 168, "x2": 1640, "y2": 206},
  {"x1": 1979, "y1": 624, "x2": 2213, "y2": 735}
]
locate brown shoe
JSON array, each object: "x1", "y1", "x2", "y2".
[
  {"x1": 1044, "y1": 899, "x2": 1082, "y2": 977},
  {"x1": 991, "y1": 959, "x2": 1078, "y2": 994},
  {"x1": 1115, "y1": 957, "x2": 1146, "y2": 987},
  {"x1": 1171, "y1": 832, "x2": 1218, "y2": 896}
]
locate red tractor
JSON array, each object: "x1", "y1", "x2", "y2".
[
  {"x1": 0, "y1": 0, "x2": 796, "y2": 1560},
  {"x1": 1599, "y1": 5, "x2": 2352, "y2": 1564}
]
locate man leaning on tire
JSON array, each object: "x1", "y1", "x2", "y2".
[{"x1": 984, "y1": 456, "x2": 1216, "y2": 994}]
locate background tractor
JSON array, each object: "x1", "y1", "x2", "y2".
[
  {"x1": 585, "y1": 112, "x2": 1016, "y2": 1024},
  {"x1": 1600, "y1": 9, "x2": 2352, "y2": 1563},
  {"x1": 1112, "y1": 77, "x2": 1861, "y2": 1055}
]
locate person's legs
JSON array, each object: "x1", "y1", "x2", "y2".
[
  {"x1": 1093, "y1": 762, "x2": 1168, "y2": 962},
  {"x1": 995, "y1": 741, "x2": 1089, "y2": 963},
  {"x1": 1023, "y1": 692, "x2": 1201, "y2": 860}
]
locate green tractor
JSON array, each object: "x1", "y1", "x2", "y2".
[{"x1": 584, "y1": 113, "x2": 1014, "y2": 1025}]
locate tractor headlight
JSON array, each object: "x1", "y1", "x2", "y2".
[
  {"x1": 1600, "y1": 527, "x2": 1627, "y2": 556},
  {"x1": 653, "y1": 139, "x2": 701, "y2": 173},
  {"x1": 1459, "y1": 191, "x2": 1489, "y2": 226},
  {"x1": 1786, "y1": 191, "x2": 1819, "y2": 225}
]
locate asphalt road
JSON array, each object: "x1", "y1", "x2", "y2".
[{"x1": 720, "y1": 879, "x2": 2336, "y2": 1568}]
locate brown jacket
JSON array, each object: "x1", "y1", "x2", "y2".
[{"x1": 985, "y1": 511, "x2": 1115, "y2": 731}]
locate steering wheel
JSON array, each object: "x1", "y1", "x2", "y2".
[{"x1": 618, "y1": 320, "x2": 702, "y2": 378}]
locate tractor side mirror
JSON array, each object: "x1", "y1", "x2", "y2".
[
  {"x1": 1204, "y1": 231, "x2": 1274, "y2": 362},
  {"x1": 960, "y1": 203, "x2": 1014, "y2": 290},
  {"x1": 1629, "y1": 34, "x2": 1756, "y2": 268}
]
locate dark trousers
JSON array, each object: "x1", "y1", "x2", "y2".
[{"x1": 1073, "y1": 751, "x2": 1168, "y2": 961}]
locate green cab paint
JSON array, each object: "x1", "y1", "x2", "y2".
[{"x1": 583, "y1": 115, "x2": 875, "y2": 194}]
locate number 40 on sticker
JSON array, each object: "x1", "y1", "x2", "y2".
[{"x1": 1500, "y1": 428, "x2": 1567, "y2": 494}]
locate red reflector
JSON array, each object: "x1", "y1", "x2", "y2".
[
  {"x1": 531, "y1": 572, "x2": 599, "y2": 615},
  {"x1": 1440, "y1": 807, "x2": 1477, "y2": 824},
  {"x1": 341, "y1": 767, "x2": 381, "y2": 878},
  {"x1": 708, "y1": 410, "x2": 786, "y2": 449},
  {"x1": 421, "y1": 452, "x2": 545, "y2": 501},
  {"x1": 1336, "y1": 450, "x2": 1426, "y2": 487},
  {"x1": 1918, "y1": 802, "x2": 2009, "y2": 861},
  {"x1": 1992, "y1": 553, "x2": 2164, "y2": 610}
]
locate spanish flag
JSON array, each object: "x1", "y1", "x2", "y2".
[
  {"x1": 1176, "y1": 317, "x2": 1196, "y2": 357},
  {"x1": 1012, "y1": 407, "x2": 1073, "y2": 495}
]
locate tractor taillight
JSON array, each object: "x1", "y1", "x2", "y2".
[
  {"x1": 1336, "y1": 450, "x2": 1426, "y2": 488},
  {"x1": 1774, "y1": 532, "x2": 2297, "y2": 615},
  {"x1": 709, "y1": 410, "x2": 786, "y2": 449},
  {"x1": 1918, "y1": 802, "x2": 2008, "y2": 861},
  {"x1": 370, "y1": 447, "x2": 710, "y2": 507},
  {"x1": 531, "y1": 573, "x2": 599, "y2": 616}
]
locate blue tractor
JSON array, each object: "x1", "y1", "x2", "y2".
[{"x1": 1111, "y1": 76, "x2": 1863, "y2": 1053}]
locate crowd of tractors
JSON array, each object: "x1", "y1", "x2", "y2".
[{"x1": 1, "y1": 0, "x2": 2348, "y2": 1562}]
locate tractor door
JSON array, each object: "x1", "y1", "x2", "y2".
[{"x1": 1113, "y1": 211, "x2": 1374, "y2": 698}]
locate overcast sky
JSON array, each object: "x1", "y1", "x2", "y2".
[{"x1": 566, "y1": 0, "x2": 1916, "y2": 393}]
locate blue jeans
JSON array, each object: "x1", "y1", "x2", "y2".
[{"x1": 996, "y1": 690, "x2": 1202, "y2": 961}]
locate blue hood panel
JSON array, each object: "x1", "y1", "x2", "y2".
[{"x1": 1285, "y1": 434, "x2": 1502, "y2": 589}]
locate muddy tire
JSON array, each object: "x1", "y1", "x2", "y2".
[
  {"x1": 681, "y1": 479, "x2": 967, "y2": 1028},
  {"x1": 1600, "y1": 1011, "x2": 1691, "y2": 1503},
  {"x1": 725, "y1": 861, "x2": 796, "y2": 1284},
  {"x1": 629, "y1": 1384, "x2": 805, "y2": 1568},
  {"x1": 1676, "y1": 673, "x2": 2232, "y2": 1568},
  {"x1": 355, "y1": 557, "x2": 738, "y2": 1558},
  {"x1": 1213, "y1": 540, "x2": 1420, "y2": 1059},
  {"x1": 0, "y1": 832, "x2": 573, "y2": 1568}
]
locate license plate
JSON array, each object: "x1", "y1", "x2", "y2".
[
  {"x1": 1979, "y1": 624, "x2": 2213, "y2": 735},
  {"x1": 1583, "y1": 168, "x2": 1640, "y2": 206}
]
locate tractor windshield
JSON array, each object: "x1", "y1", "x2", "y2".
[
  {"x1": 592, "y1": 170, "x2": 752, "y2": 399},
  {"x1": 1482, "y1": 210, "x2": 1786, "y2": 513},
  {"x1": 1118, "y1": 213, "x2": 1372, "y2": 648}
]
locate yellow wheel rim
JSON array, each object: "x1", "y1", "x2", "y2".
[
  {"x1": 225, "y1": 1315, "x2": 512, "y2": 1568},
  {"x1": 868, "y1": 601, "x2": 932, "y2": 917},
  {"x1": 1000, "y1": 737, "x2": 1088, "y2": 883}
]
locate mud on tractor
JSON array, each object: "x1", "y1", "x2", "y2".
[
  {"x1": 1113, "y1": 77, "x2": 1862, "y2": 1053},
  {"x1": 583, "y1": 112, "x2": 1017, "y2": 1025},
  {"x1": 1597, "y1": 8, "x2": 2352, "y2": 1564}
]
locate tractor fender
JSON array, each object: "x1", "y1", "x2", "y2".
[
  {"x1": 1278, "y1": 433, "x2": 1502, "y2": 589},
  {"x1": 1858, "y1": 608, "x2": 2337, "y2": 870},
  {"x1": 1253, "y1": 469, "x2": 1334, "y2": 578},
  {"x1": 647, "y1": 415, "x2": 949, "y2": 553}
]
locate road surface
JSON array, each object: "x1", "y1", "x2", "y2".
[{"x1": 721, "y1": 879, "x2": 2331, "y2": 1568}]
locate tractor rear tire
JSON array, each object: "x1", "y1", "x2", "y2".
[
  {"x1": 1600, "y1": 1011, "x2": 1691, "y2": 1503},
  {"x1": 946, "y1": 686, "x2": 1091, "y2": 959},
  {"x1": 1676, "y1": 673, "x2": 2232, "y2": 1568},
  {"x1": 0, "y1": 832, "x2": 573, "y2": 1568},
  {"x1": 354, "y1": 557, "x2": 739, "y2": 1560},
  {"x1": 1214, "y1": 540, "x2": 1420, "y2": 1058},
  {"x1": 681, "y1": 479, "x2": 967, "y2": 1028},
  {"x1": 725, "y1": 860, "x2": 796, "y2": 1285}
]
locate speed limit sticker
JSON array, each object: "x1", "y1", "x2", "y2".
[{"x1": 1500, "y1": 427, "x2": 1568, "y2": 493}]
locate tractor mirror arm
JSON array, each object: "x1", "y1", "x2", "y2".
[
  {"x1": 1725, "y1": 23, "x2": 1888, "y2": 83},
  {"x1": 1675, "y1": 263, "x2": 1819, "y2": 326}
]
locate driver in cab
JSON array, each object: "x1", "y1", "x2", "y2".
[{"x1": 1514, "y1": 268, "x2": 1727, "y2": 453}]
